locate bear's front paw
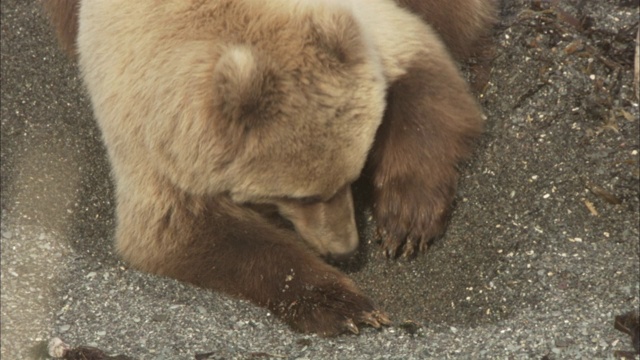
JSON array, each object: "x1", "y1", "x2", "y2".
[
  {"x1": 279, "y1": 275, "x2": 391, "y2": 336},
  {"x1": 373, "y1": 176, "x2": 455, "y2": 258}
]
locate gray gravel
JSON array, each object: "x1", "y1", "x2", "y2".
[{"x1": 1, "y1": 0, "x2": 639, "y2": 359}]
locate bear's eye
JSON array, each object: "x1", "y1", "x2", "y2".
[
  {"x1": 295, "y1": 195, "x2": 323, "y2": 205},
  {"x1": 277, "y1": 194, "x2": 323, "y2": 206}
]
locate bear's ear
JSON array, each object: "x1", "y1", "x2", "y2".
[
  {"x1": 311, "y1": 10, "x2": 366, "y2": 66},
  {"x1": 213, "y1": 46, "x2": 281, "y2": 128}
]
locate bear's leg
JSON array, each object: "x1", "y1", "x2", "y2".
[
  {"x1": 116, "y1": 195, "x2": 389, "y2": 336},
  {"x1": 368, "y1": 48, "x2": 484, "y2": 258},
  {"x1": 393, "y1": 0, "x2": 497, "y2": 60}
]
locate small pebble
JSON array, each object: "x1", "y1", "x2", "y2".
[{"x1": 59, "y1": 324, "x2": 70, "y2": 333}]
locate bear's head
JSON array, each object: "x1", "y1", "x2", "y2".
[{"x1": 211, "y1": 6, "x2": 386, "y2": 257}]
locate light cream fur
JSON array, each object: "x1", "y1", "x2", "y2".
[{"x1": 76, "y1": 0, "x2": 443, "y2": 257}]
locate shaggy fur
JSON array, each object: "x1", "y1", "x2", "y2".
[
  {"x1": 43, "y1": 0, "x2": 494, "y2": 335},
  {"x1": 41, "y1": 0, "x2": 79, "y2": 59},
  {"x1": 395, "y1": 0, "x2": 498, "y2": 59}
]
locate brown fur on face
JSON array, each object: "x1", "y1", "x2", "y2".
[
  {"x1": 42, "y1": 0, "x2": 495, "y2": 335},
  {"x1": 274, "y1": 185, "x2": 359, "y2": 258}
]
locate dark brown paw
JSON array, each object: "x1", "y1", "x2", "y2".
[
  {"x1": 277, "y1": 274, "x2": 391, "y2": 336},
  {"x1": 373, "y1": 176, "x2": 454, "y2": 259}
]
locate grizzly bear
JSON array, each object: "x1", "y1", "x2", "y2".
[{"x1": 43, "y1": 0, "x2": 496, "y2": 336}]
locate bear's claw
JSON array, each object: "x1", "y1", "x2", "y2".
[
  {"x1": 374, "y1": 179, "x2": 451, "y2": 259},
  {"x1": 346, "y1": 310, "x2": 392, "y2": 334},
  {"x1": 344, "y1": 319, "x2": 359, "y2": 334}
]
